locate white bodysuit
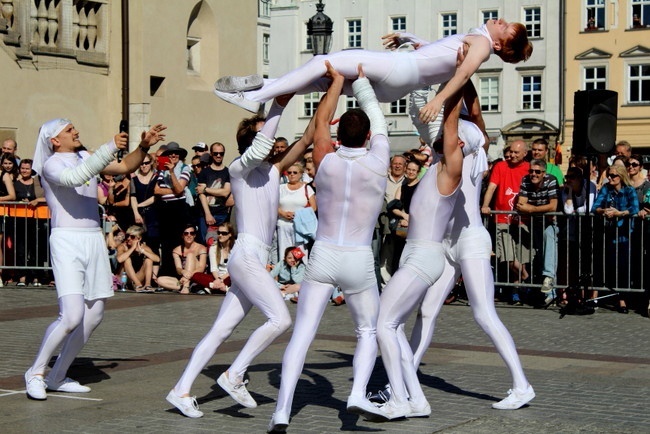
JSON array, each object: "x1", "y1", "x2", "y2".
[{"x1": 244, "y1": 25, "x2": 494, "y2": 104}]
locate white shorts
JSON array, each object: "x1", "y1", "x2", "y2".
[
  {"x1": 50, "y1": 227, "x2": 113, "y2": 301},
  {"x1": 399, "y1": 239, "x2": 446, "y2": 286},
  {"x1": 303, "y1": 241, "x2": 376, "y2": 295},
  {"x1": 443, "y1": 226, "x2": 492, "y2": 264}
]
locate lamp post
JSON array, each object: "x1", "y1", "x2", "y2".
[{"x1": 307, "y1": 0, "x2": 333, "y2": 55}]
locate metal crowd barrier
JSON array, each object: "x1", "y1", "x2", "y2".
[
  {"x1": 484, "y1": 210, "x2": 647, "y2": 293},
  {"x1": 0, "y1": 202, "x2": 108, "y2": 280}
]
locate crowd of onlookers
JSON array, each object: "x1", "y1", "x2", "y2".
[{"x1": 2, "y1": 134, "x2": 649, "y2": 313}]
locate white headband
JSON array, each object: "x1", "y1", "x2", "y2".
[
  {"x1": 457, "y1": 119, "x2": 488, "y2": 185},
  {"x1": 32, "y1": 118, "x2": 72, "y2": 174}
]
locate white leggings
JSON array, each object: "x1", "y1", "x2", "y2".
[
  {"x1": 273, "y1": 280, "x2": 380, "y2": 419},
  {"x1": 174, "y1": 241, "x2": 291, "y2": 395},
  {"x1": 28, "y1": 294, "x2": 105, "y2": 383},
  {"x1": 245, "y1": 50, "x2": 419, "y2": 104},
  {"x1": 409, "y1": 257, "x2": 529, "y2": 391}
]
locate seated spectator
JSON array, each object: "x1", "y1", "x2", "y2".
[
  {"x1": 116, "y1": 225, "x2": 161, "y2": 292},
  {"x1": 157, "y1": 225, "x2": 207, "y2": 294},
  {"x1": 271, "y1": 246, "x2": 306, "y2": 301},
  {"x1": 591, "y1": 164, "x2": 639, "y2": 313},
  {"x1": 189, "y1": 222, "x2": 236, "y2": 294}
]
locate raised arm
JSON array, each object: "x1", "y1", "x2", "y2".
[
  {"x1": 312, "y1": 61, "x2": 345, "y2": 172},
  {"x1": 381, "y1": 32, "x2": 431, "y2": 50},
  {"x1": 104, "y1": 125, "x2": 166, "y2": 175},
  {"x1": 438, "y1": 87, "x2": 464, "y2": 194},
  {"x1": 273, "y1": 95, "x2": 318, "y2": 173}
]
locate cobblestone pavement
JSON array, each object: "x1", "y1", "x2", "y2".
[{"x1": 1, "y1": 288, "x2": 649, "y2": 433}]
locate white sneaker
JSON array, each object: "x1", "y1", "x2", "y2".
[
  {"x1": 215, "y1": 74, "x2": 264, "y2": 92},
  {"x1": 214, "y1": 90, "x2": 260, "y2": 113},
  {"x1": 267, "y1": 412, "x2": 289, "y2": 433},
  {"x1": 346, "y1": 395, "x2": 388, "y2": 421},
  {"x1": 492, "y1": 385, "x2": 535, "y2": 410},
  {"x1": 408, "y1": 397, "x2": 431, "y2": 417},
  {"x1": 541, "y1": 276, "x2": 554, "y2": 293},
  {"x1": 46, "y1": 377, "x2": 91, "y2": 393},
  {"x1": 25, "y1": 372, "x2": 47, "y2": 400},
  {"x1": 217, "y1": 372, "x2": 257, "y2": 408},
  {"x1": 379, "y1": 398, "x2": 411, "y2": 420},
  {"x1": 166, "y1": 390, "x2": 204, "y2": 418}
]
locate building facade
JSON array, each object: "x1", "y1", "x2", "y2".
[{"x1": 0, "y1": 0, "x2": 258, "y2": 161}]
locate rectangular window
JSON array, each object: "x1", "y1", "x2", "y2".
[
  {"x1": 521, "y1": 75, "x2": 542, "y2": 110},
  {"x1": 262, "y1": 34, "x2": 270, "y2": 64},
  {"x1": 347, "y1": 19, "x2": 362, "y2": 48},
  {"x1": 346, "y1": 96, "x2": 359, "y2": 111},
  {"x1": 632, "y1": 0, "x2": 650, "y2": 27},
  {"x1": 482, "y1": 10, "x2": 498, "y2": 23},
  {"x1": 479, "y1": 76, "x2": 500, "y2": 112},
  {"x1": 629, "y1": 64, "x2": 650, "y2": 103},
  {"x1": 304, "y1": 92, "x2": 321, "y2": 117},
  {"x1": 586, "y1": 0, "x2": 606, "y2": 30},
  {"x1": 524, "y1": 7, "x2": 541, "y2": 38},
  {"x1": 392, "y1": 16, "x2": 406, "y2": 32},
  {"x1": 259, "y1": 0, "x2": 270, "y2": 18},
  {"x1": 441, "y1": 13, "x2": 458, "y2": 37},
  {"x1": 390, "y1": 98, "x2": 407, "y2": 114},
  {"x1": 584, "y1": 66, "x2": 607, "y2": 90}
]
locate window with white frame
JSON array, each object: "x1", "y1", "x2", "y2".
[
  {"x1": 482, "y1": 10, "x2": 498, "y2": 23},
  {"x1": 392, "y1": 16, "x2": 406, "y2": 32},
  {"x1": 262, "y1": 34, "x2": 270, "y2": 64},
  {"x1": 346, "y1": 96, "x2": 359, "y2": 111},
  {"x1": 391, "y1": 98, "x2": 407, "y2": 114},
  {"x1": 347, "y1": 19, "x2": 362, "y2": 48},
  {"x1": 304, "y1": 92, "x2": 321, "y2": 117},
  {"x1": 479, "y1": 76, "x2": 500, "y2": 112},
  {"x1": 585, "y1": 0, "x2": 606, "y2": 30},
  {"x1": 524, "y1": 7, "x2": 541, "y2": 38},
  {"x1": 259, "y1": 0, "x2": 271, "y2": 18},
  {"x1": 521, "y1": 74, "x2": 542, "y2": 110},
  {"x1": 629, "y1": 64, "x2": 650, "y2": 103},
  {"x1": 632, "y1": 0, "x2": 650, "y2": 27},
  {"x1": 584, "y1": 66, "x2": 607, "y2": 90},
  {"x1": 441, "y1": 13, "x2": 457, "y2": 36}
]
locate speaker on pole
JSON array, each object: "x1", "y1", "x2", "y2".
[{"x1": 572, "y1": 90, "x2": 618, "y2": 154}]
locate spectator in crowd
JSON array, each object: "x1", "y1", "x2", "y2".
[
  {"x1": 274, "y1": 137, "x2": 290, "y2": 183},
  {"x1": 192, "y1": 142, "x2": 208, "y2": 158},
  {"x1": 0, "y1": 153, "x2": 17, "y2": 285},
  {"x1": 13, "y1": 159, "x2": 47, "y2": 286},
  {"x1": 614, "y1": 140, "x2": 632, "y2": 159},
  {"x1": 481, "y1": 140, "x2": 531, "y2": 301},
  {"x1": 271, "y1": 246, "x2": 306, "y2": 301},
  {"x1": 380, "y1": 154, "x2": 407, "y2": 278},
  {"x1": 157, "y1": 225, "x2": 207, "y2": 294},
  {"x1": 385, "y1": 155, "x2": 406, "y2": 202},
  {"x1": 389, "y1": 159, "x2": 422, "y2": 271},
  {"x1": 276, "y1": 162, "x2": 316, "y2": 257},
  {"x1": 189, "y1": 221, "x2": 237, "y2": 294},
  {"x1": 116, "y1": 225, "x2": 160, "y2": 292},
  {"x1": 530, "y1": 138, "x2": 564, "y2": 185},
  {"x1": 196, "y1": 142, "x2": 231, "y2": 243},
  {"x1": 558, "y1": 167, "x2": 597, "y2": 298},
  {"x1": 626, "y1": 154, "x2": 650, "y2": 208},
  {"x1": 97, "y1": 173, "x2": 113, "y2": 207},
  {"x1": 591, "y1": 164, "x2": 639, "y2": 313},
  {"x1": 516, "y1": 159, "x2": 559, "y2": 304},
  {"x1": 3, "y1": 138, "x2": 20, "y2": 163},
  {"x1": 131, "y1": 153, "x2": 160, "y2": 257},
  {"x1": 154, "y1": 142, "x2": 191, "y2": 276},
  {"x1": 598, "y1": 155, "x2": 627, "y2": 190},
  {"x1": 107, "y1": 172, "x2": 133, "y2": 230}
]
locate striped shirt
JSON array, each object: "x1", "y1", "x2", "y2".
[{"x1": 156, "y1": 164, "x2": 192, "y2": 202}]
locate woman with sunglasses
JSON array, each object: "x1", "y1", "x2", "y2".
[
  {"x1": 116, "y1": 225, "x2": 160, "y2": 292},
  {"x1": 591, "y1": 164, "x2": 639, "y2": 313},
  {"x1": 277, "y1": 162, "x2": 316, "y2": 260},
  {"x1": 625, "y1": 155, "x2": 650, "y2": 293},
  {"x1": 156, "y1": 225, "x2": 207, "y2": 294},
  {"x1": 0, "y1": 152, "x2": 17, "y2": 285},
  {"x1": 189, "y1": 222, "x2": 237, "y2": 294},
  {"x1": 130, "y1": 153, "x2": 160, "y2": 258}
]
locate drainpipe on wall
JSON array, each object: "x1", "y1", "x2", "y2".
[
  {"x1": 121, "y1": 0, "x2": 130, "y2": 144},
  {"x1": 559, "y1": 0, "x2": 566, "y2": 144}
]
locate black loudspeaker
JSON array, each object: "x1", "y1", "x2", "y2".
[{"x1": 573, "y1": 90, "x2": 618, "y2": 154}]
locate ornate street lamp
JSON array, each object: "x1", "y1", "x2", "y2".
[{"x1": 307, "y1": 0, "x2": 333, "y2": 55}]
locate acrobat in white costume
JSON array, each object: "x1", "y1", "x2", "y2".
[
  {"x1": 25, "y1": 119, "x2": 164, "y2": 401},
  {"x1": 167, "y1": 100, "x2": 312, "y2": 418},
  {"x1": 268, "y1": 70, "x2": 391, "y2": 431},
  {"x1": 216, "y1": 20, "x2": 532, "y2": 122},
  {"x1": 376, "y1": 87, "x2": 477, "y2": 417}
]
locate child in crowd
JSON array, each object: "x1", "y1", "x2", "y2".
[{"x1": 270, "y1": 246, "x2": 306, "y2": 301}]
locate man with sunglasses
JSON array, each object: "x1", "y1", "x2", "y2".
[
  {"x1": 196, "y1": 142, "x2": 231, "y2": 242},
  {"x1": 516, "y1": 159, "x2": 559, "y2": 304}
]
